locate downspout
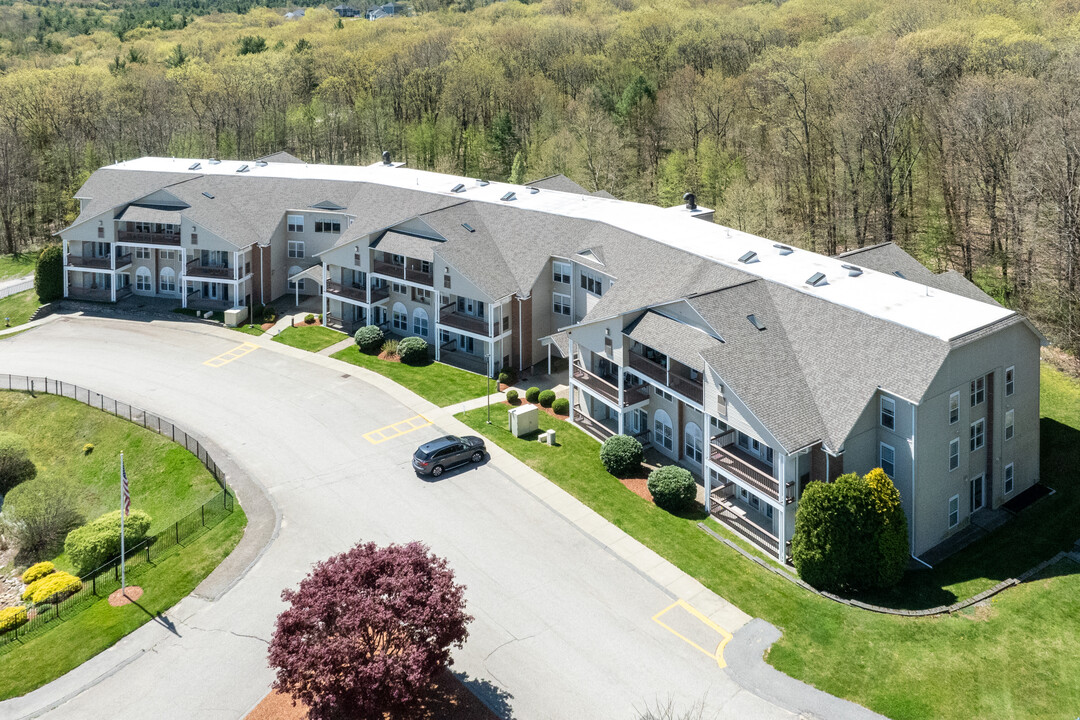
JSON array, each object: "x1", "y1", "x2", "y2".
[
  {"x1": 518, "y1": 295, "x2": 524, "y2": 373},
  {"x1": 910, "y1": 403, "x2": 919, "y2": 561}
]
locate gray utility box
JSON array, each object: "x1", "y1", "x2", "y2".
[
  {"x1": 542, "y1": 428, "x2": 556, "y2": 445},
  {"x1": 224, "y1": 306, "x2": 249, "y2": 328},
  {"x1": 509, "y1": 404, "x2": 539, "y2": 438}
]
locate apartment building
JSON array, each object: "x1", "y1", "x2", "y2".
[{"x1": 59, "y1": 154, "x2": 1043, "y2": 562}]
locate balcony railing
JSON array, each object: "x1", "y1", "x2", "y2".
[
  {"x1": 710, "y1": 485, "x2": 780, "y2": 558},
  {"x1": 327, "y1": 280, "x2": 368, "y2": 303},
  {"x1": 406, "y1": 266, "x2": 433, "y2": 286},
  {"x1": 117, "y1": 230, "x2": 180, "y2": 246},
  {"x1": 372, "y1": 259, "x2": 404, "y2": 280},
  {"x1": 439, "y1": 303, "x2": 493, "y2": 336},
  {"x1": 628, "y1": 350, "x2": 704, "y2": 404},
  {"x1": 669, "y1": 372, "x2": 704, "y2": 404},
  {"x1": 709, "y1": 430, "x2": 779, "y2": 498},
  {"x1": 572, "y1": 408, "x2": 617, "y2": 441},
  {"x1": 67, "y1": 285, "x2": 132, "y2": 302},
  {"x1": 572, "y1": 363, "x2": 650, "y2": 407},
  {"x1": 628, "y1": 350, "x2": 667, "y2": 384},
  {"x1": 66, "y1": 253, "x2": 131, "y2": 269},
  {"x1": 186, "y1": 259, "x2": 235, "y2": 279}
]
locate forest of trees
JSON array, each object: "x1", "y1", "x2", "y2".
[{"x1": 0, "y1": 0, "x2": 1078, "y2": 353}]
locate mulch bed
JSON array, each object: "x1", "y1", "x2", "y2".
[
  {"x1": 245, "y1": 669, "x2": 498, "y2": 720},
  {"x1": 261, "y1": 323, "x2": 275, "y2": 331},
  {"x1": 618, "y1": 475, "x2": 652, "y2": 502},
  {"x1": 377, "y1": 351, "x2": 401, "y2": 362},
  {"x1": 108, "y1": 586, "x2": 144, "y2": 607},
  {"x1": 501, "y1": 399, "x2": 568, "y2": 421}
]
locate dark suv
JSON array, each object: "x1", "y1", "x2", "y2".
[{"x1": 412, "y1": 435, "x2": 487, "y2": 477}]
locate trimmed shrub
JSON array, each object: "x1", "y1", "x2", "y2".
[
  {"x1": 0, "y1": 606, "x2": 28, "y2": 633},
  {"x1": 381, "y1": 339, "x2": 400, "y2": 358},
  {"x1": 647, "y1": 466, "x2": 697, "y2": 512},
  {"x1": 34, "y1": 245, "x2": 62, "y2": 302},
  {"x1": 600, "y1": 435, "x2": 644, "y2": 477},
  {"x1": 354, "y1": 325, "x2": 384, "y2": 354},
  {"x1": 505, "y1": 389, "x2": 519, "y2": 403},
  {"x1": 2, "y1": 477, "x2": 83, "y2": 561},
  {"x1": 263, "y1": 306, "x2": 278, "y2": 323},
  {"x1": 398, "y1": 336, "x2": 429, "y2": 365},
  {"x1": 525, "y1": 386, "x2": 540, "y2": 403},
  {"x1": 498, "y1": 366, "x2": 518, "y2": 385},
  {"x1": 865, "y1": 468, "x2": 910, "y2": 589},
  {"x1": 304, "y1": 313, "x2": 316, "y2": 324},
  {"x1": 21, "y1": 561, "x2": 55, "y2": 585},
  {"x1": 497, "y1": 372, "x2": 510, "y2": 386},
  {"x1": 538, "y1": 389, "x2": 556, "y2": 408},
  {"x1": 64, "y1": 510, "x2": 152, "y2": 576},
  {"x1": 551, "y1": 397, "x2": 570, "y2": 415},
  {"x1": 0, "y1": 432, "x2": 36, "y2": 494},
  {"x1": 22, "y1": 571, "x2": 81, "y2": 605}
]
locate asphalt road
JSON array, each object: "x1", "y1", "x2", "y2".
[{"x1": 0, "y1": 316, "x2": 872, "y2": 720}]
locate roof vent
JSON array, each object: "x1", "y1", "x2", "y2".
[
  {"x1": 773, "y1": 243, "x2": 793, "y2": 256},
  {"x1": 255, "y1": 160, "x2": 268, "y2": 167},
  {"x1": 500, "y1": 191, "x2": 516, "y2": 202},
  {"x1": 237, "y1": 164, "x2": 249, "y2": 173},
  {"x1": 451, "y1": 184, "x2": 466, "y2": 193},
  {"x1": 462, "y1": 223, "x2": 475, "y2": 233},
  {"x1": 893, "y1": 270, "x2": 906, "y2": 279},
  {"x1": 683, "y1": 192, "x2": 697, "y2": 211},
  {"x1": 188, "y1": 162, "x2": 201, "y2": 170},
  {"x1": 527, "y1": 186, "x2": 539, "y2": 194},
  {"x1": 381, "y1": 150, "x2": 392, "y2": 166},
  {"x1": 202, "y1": 192, "x2": 215, "y2": 199},
  {"x1": 747, "y1": 314, "x2": 766, "y2": 331},
  {"x1": 738, "y1": 251, "x2": 758, "y2": 264},
  {"x1": 208, "y1": 158, "x2": 221, "y2": 165},
  {"x1": 806, "y1": 272, "x2": 827, "y2": 287},
  {"x1": 841, "y1": 263, "x2": 863, "y2": 277},
  {"x1": 477, "y1": 179, "x2": 489, "y2": 187}
]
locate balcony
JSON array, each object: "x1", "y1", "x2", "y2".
[
  {"x1": 67, "y1": 285, "x2": 132, "y2": 302},
  {"x1": 186, "y1": 259, "x2": 235, "y2": 280},
  {"x1": 406, "y1": 266, "x2": 433, "y2": 286},
  {"x1": 709, "y1": 431, "x2": 779, "y2": 499},
  {"x1": 372, "y1": 259, "x2": 404, "y2": 280},
  {"x1": 66, "y1": 252, "x2": 131, "y2": 269},
  {"x1": 117, "y1": 230, "x2": 180, "y2": 246},
  {"x1": 572, "y1": 408, "x2": 617, "y2": 441},
  {"x1": 710, "y1": 484, "x2": 780, "y2": 558},
  {"x1": 439, "y1": 303, "x2": 494, "y2": 336},
  {"x1": 572, "y1": 363, "x2": 650, "y2": 407},
  {"x1": 628, "y1": 350, "x2": 704, "y2": 405},
  {"x1": 327, "y1": 280, "x2": 368, "y2": 303},
  {"x1": 629, "y1": 350, "x2": 667, "y2": 384}
]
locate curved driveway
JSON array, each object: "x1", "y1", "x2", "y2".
[{"x1": 0, "y1": 316, "x2": 882, "y2": 720}]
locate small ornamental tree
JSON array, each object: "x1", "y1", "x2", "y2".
[
  {"x1": 268, "y1": 541, "x2": 472, "y2": 720},
  {"x1": 2, "y1": 477, "x2": 83, "y2": 561},
  {"x1": 397, "y1": 336, "x2": 429, "y2": 365},
  {"x1": 0, "y1": 432, "x2": 36, "y2": 494},
  {"x1": 647, "y1": 466, "x2": 697, "y2": 512},
  {"x1": 354, "y1": 325, "x2": 384, "y2": 354},
  {"x1": 864, "y1": 468, "x2": 910, "y2": 588},
  {"x1": 600, "y1": 434, "x2": 644, "y2": 477},
  {"x1": 34, "y1": 245, "x2": 63, "y2": 302}
]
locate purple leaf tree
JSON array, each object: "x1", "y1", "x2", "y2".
[{"x1": 268, "y1": 541, "x2": 472, "y2": 720}]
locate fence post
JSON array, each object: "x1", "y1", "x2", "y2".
[
  {"x1": 201, "y1": 505, "x2": 205, "y2": 527},
  {"x1": 176, "y1": 521, "x2": 180, "y2": 545},
  {"x1": 92, "y1": 574, "x2": 96, "y2": 596}
]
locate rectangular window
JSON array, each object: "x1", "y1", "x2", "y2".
[
  {"x1": 948, "y1": 495, "x2": 960, "y2": 528},
  {"x1": 393, "y1": 309, "x2": 408, "y2": 331},
  {"x1": 1005, "y1": 409, "x2": 1014, "y2": 441},
  {"x1": 97, "y1": 226, "x2": 105, "y2": 238},
  {"x1": 604, "y1": 337, "x2": 613, "y2": 356},
  {"x1": 970, "y1": 418, "x2": 985, "y2": 452},
  {"x1": 287, "y1": 215, "x2": 304, "y2": 233},
  {"x1": 190, "y1": 232, "x2": 198, "y2": 245},
  {"x1": 970, "y1": 376, "x2": 985, "y2": 407},
  {"x1": 949, "y1": 438, "x2": 959, "y2": 471},
  {"x1": 1004, "y1": 463, "x2": 1014, "y2": 495},
  {"x1": 580, "y1": 270, "x2": 603, "y2": 297},
  {"x1": 314, "y1": 220, "x2": 341, "y2": 234},
  {"x1": 160, "y1": 250, "x2": 177, "y2": 260},
  {"x1": 444, "y1": 275, "x2": 451, "y2": 289},
  {"x1": 552, "y1": 261, "x2": 571, "y2": 285},
  {"x1": 880, "y1": 396, "x2": 895, "y2": 430},
  {"x1": 654, "y1": 387, "x2": 674, "y2": 403},
  {"x1": 879, "y1": 442, "x2": 895, "y2": 477},
  {"x1": 971, "y1": 475, "x2": 984, "y2": 512},
  {"x1": 288, "y1": 241, "x2": 305, "y2": 259},
  {"x1": 949, "y1": 392, "x2": 959, "y2": 425},
  {"x1": 136, "y1": 247, "x2": 151, "y2": 259},
  {"x1": 1005, "y1": 366, "x2": 1014, "y2": 396},
  {"x1": 391, "y1": 282, "x2": 406, "y2": 295},
  {"x1": 552, "y1": 292, "x2": 571, "y2": 316}
]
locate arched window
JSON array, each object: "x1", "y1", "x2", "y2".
[
  {"x1": 684, "y1": 421, "x2": 703, "y2": 464},
  {"x1": 159, "y1": 266, "x2": 176, "y2": 294},
  {"x1": 412, "y1": 307, "x2": 429, "y2": 337},
  {"x1": 653, "y1": 409, "x2": 673, "y2": 452},
  {"x1": 288, "y1": 265, "x2": 303, "y2": 291},
  {"x1": 392, "y1": 302, "x2": 408, "y2": 332},
  {"x1": 135, "y1": 267, "x2": 152, "y2": 292}
]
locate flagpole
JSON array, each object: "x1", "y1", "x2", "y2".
[{"x1": 120, "y1": 452, "x2": 126, "y2": 598}]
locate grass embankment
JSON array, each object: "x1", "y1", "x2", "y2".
[
  {"x1": 0, "y1": 252, "x2": 34, "y2": 280},
  {"x1": 0, "y1": 507, "x2": 247, "y2": 700},
  {"x1": 332, "y1": 345, "x2": 490, "y2": 407},
  {"x1": 455, "y1": 363, "x2": 1080, "y2": 720},
  {"x1": 232, "y1": 324, "x2": 265, "y2": 336},
  {"x1": 0, "y1": 289, "x2": 41, "y2": 329},
  {"x1": 272, "y1": 324, "x2": 344, "y2": 352}
]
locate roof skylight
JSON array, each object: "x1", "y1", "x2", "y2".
[
  {"x1": 738, "y1": 251, "x2": 758, "y2": 264},
  {"x1": 202, "y1": 191, "x2": 214, "y2": 199},
  {"x1": 236, "y1": 164, "x2": 249, "y2": 173},
  {"x1": 806, "y1": 272, "x2": 827, "y2": 287},
  {"x1": 773, "y1": 244, "x2": 793, "y2": 255},
  {"x1": 462, "y1": 223, "x2": 475, "y2": 233},
  {"x1": 747, "y1": 314, "x2": 766, "y2": 331},
  {"x1": 451, "y1": 184, "x2": 465, "y2": 193},
  {"x1": 188, "y1": 162, "x2": 201, "y2": 170},
  {"x1": 500, "y1": 192, "x2": 516, "y2": 202},
  {"x1": 841, "y1": 263, "x2": 863, "y2": 277}
]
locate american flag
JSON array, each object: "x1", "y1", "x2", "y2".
[{"x1": 121, "y1": 454, "x2": 130, "y2": 517}]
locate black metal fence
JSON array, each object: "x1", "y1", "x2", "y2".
[
  {"x1": 0, "y1": 374, "x2": 235, "y2": 650},
  {"x1": 0, "y1": 489, "x2": 234, "y2": 651}
]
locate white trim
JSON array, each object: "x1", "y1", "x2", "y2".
[
  {"x1": 970, "y1": 418, "x2": 985, "y2": 452},
  {"x1": 880, "y1": 395, "x2": 895, "y2": 431},
  {"x1": 1004, "y1": 408, "x2": 1014, "y2": 441},
  {"x1": 949, "y1": 391, "x2": 960, "y2": 425},
  {"x1": 948, "y1": 494, "x2": 960, "y2": 528},
  {"x1": 879, "y1": 441, "x2": 895, "y2": 478},
  {"x1": 1004, "y1": 365, "x2": 1015, "y2": 396},
  {"x1": 1003, "y1": 462, "x2": 1015, "y2": 495},
  {"x1": 948, "y1": 437, "x2": 959, "y2": 472}
]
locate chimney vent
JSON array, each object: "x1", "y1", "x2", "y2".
[
  {"x1": 381, "y1": 150, "x2": 392, "y2": 165},
  {"x1": 683, "y1": 192, "x2": 697, "y2": 211}
]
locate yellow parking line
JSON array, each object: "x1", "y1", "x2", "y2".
[
  {"x1": 652, "y1": 599, "x2": 732, "y2": 668},
  {"x1": 363, "y1": 415, "x2": 432, "y2": 444},
  {"x1": 204, "y1": 342, "x2": 259, "y2": 367}
]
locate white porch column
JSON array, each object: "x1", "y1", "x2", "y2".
[
  {"x1": 110, "y1": 272, "x2": 116, "y2": 302},
  {"x1": 568, "y1": 337, "x2": 575, "y2": 422},
  {"x1": 703, "y1": 417, "x2": 712, "y2": 515},
  {"x1": 434, "y1": 289, "x2": 441, "y2": 362},
  {"x1": 547, "y1": 343, "x2": 551, "y2": 376},
  {"x1": 181, "y1": 248, "x2": 187, "y2": 309},
  {"x1": 62, "y1": 239, "x2": 68, "y2": 298},
  {"x1": 617, "y1": 370, "x2": 625, "y2": 435},
  {"x1": 488, "y1": 303, "x2": 495, "y2": 376},
  {"x1": 321, "y1": 264, "x2": 328, "y2": 321}
]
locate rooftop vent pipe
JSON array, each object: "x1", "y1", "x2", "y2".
[
  {"x1": 382, "y1": 150, "x2": 392, "y2": 166},
  {"x1": 683, "y1": 192, "x2": 697, "y2": 211}
]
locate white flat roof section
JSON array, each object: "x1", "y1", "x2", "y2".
[{"x1": 105, "y1": 157, "x2": 1015, "y2": 341}]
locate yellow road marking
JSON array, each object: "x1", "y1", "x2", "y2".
[
  {"x1": 204, "y1": 342, "x2": 259, "y2": 368},
  {"x1": 363, "y1": 415, "x2": 432, "y2": 444},
  {"x1": 652, "y1": 599, "x2": 732, "y2": 668}
]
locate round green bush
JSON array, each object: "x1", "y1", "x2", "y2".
[
  {"x1": 0, "y1": 431, "x2": 36, "y2": 494},
  {"x1": 600, "y1": 435, "x2": 644, "y2": 477},
  {"x1": 551, "y1": 397, "x2": 569, "y2": 415},
  {"x1": 34, "y1": 245, "x2": 62, "y2": 303},
  {"x1": 262, "y1": 306, "x2": 278, "y2": 323},
  {"x1": 64, "y1": 510, "x2": 152, "y2": 576},
  {"x1": 538, "y1": 389, "x2": 556, "y2": 408},
  {"x1": 498, "y1": 366, "x2": 518, "y2": 385},
  {"x1": 505, "y1": 389, "x2": 519, "y2": 403},
  {"x1": 398, "y1": 336, "x2": 429, "y2": 365},
  {"x1": 525, "y1": 387, "x2": 540, "y2": 403},
  {"x1": 497, "y1": 372, "x2": 510, "y2": 386},
  {"x1": 647, "y1": 466, "x2": 697, "y2": 512},
  {"x1": 354, "y1": 325, "x2": 384, "y2": 354},
  {"x1": 21, "y1": 561, "x2": 55, "y2": 585},
  {"x1": 304, "y1": 313, "x2": 316, "y2": 324}
]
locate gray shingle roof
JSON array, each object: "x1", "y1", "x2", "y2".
[
  {"x1": 372, "y1": 230, "x2": 441, "y2": 262},
  {"x1": 117, "y1": 206, "x2": 182, "y2": 225},
  {"x1": 624, "y1": 310, "x2": 719, "y2": 370}
]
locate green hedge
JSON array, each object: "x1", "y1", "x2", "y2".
[
  {"x1": 600, "y1": 435, "x2": 644, "y2": 477},
  {"x1": 506, "y1": 389, "x2": 519, "y2": 403},
  {"x1": 398, "y1": 336, "x2": 429, "y2": 365},
  {"x1": 525, "y1": 386, "x2": 540, "y2": 403},
  {"x1": 551, "y1": 397, "x2": 569, "y2": 415},
  {"x1": 34, "y1": 245, "x2": 62, "y2": 302},
  {"x1": 538, "y1": 389, "x2": 556, "y2": 408},
  {"x1": 647, "y1": 466, "x2": 697, "y2": 512},
  {"x1": 64, "y1": 510, "x2": 152, "y2": 576}
]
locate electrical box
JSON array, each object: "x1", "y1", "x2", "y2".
[
  {"x1": 224, "y1": 306, "x2": 249, "y2": 327},
  {"x1": 509, "y1": 404, "x2": 539, "y2": 438}
]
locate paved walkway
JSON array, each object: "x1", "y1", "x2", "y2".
[{"x1": 0, "y1": 316, "x2": 884, "y2": 720}]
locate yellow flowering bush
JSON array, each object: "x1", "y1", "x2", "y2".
[
  {"x1": 21, "y1": 571, "x2": 82, "y2": 605},
  {"x1": 0, "y1": 606, "x2": 28, "y2": 633},
  {"x1": 21, "y1": 561, "x2": 56, "y2": 585}
]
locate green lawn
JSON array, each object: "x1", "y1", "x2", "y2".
[
  {"x1": 0, "y1": 289, "x2": 41, "y2": 328},
  {"x1": 272, "y1": 324, "x2": 345, "y2": 352},
  {"x1": 0, "y1": 505, "x2": 247, "y2": 700},
  {"x1": 332, "y1": 345, "x2": 490, "y2": 407},
  {"x1": 0, "y1": 252, "x2": 35, "y2": 280},
  {"x1": 231, "y1": 324, "x2": 265, "y2": 336},
  {"x1": 455, "y1": 362, "x2": 1080, "y2": 720},
  {"x1": 172, "y1": 308, "x2": 223, "y2": 322},
  {"x1": 0, "y1": 392, "x2": 224, "y2": 571}
]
